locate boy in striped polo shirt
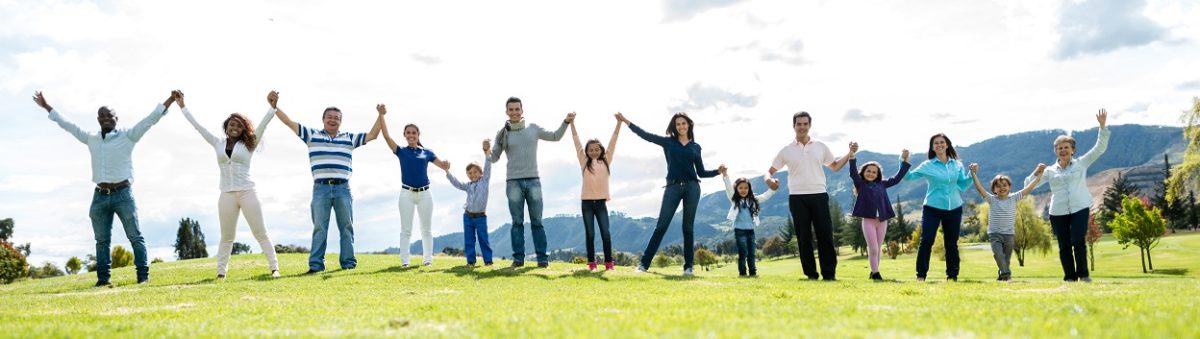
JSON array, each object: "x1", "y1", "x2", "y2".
[
  {"x1": 273, "y1": 95, "x2": 382, "y2": 274},
  {"x1": 969, "y1": 163, "x2": 1046, "y2": 281}
]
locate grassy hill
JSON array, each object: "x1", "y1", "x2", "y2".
[{"x1": 3, "y1": 232, "x2": 1198, "y2": 337}]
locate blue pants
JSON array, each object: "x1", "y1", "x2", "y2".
[
  {"x1": 89, "y1": 187, "x2": 149, "y2": 283},
  {"x1": 506, "y1": 178, "x2": 547, "y2": 263},
  {"x1": 463, "y1": 213, "x2": 493, "y2": 265},
  {"x1": 735, "y1": 229, "x2": 757, "y2": 276},
  {"x1": 916, "y1": 205, "x2": 962, "y2": 279},
  {"x1": 309, "y1": 182, "x2": 356, "y2": 271},
  {"x1": 1050, "y1": 208, "x2": 1090, "y2": 281},
  {"x1": 581, "y1": 199, "x2": 613, "y2": 263},
  {"x1": 639, "y1": 180, "x2": 700, "y2": 270}
]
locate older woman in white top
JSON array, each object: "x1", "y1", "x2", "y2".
[
  {"x1": 1024, "y1": 109, "x2": 1109, "y2": 282},
  {"x1": 177, "y1": 90, "x2": 280, "y2": 279}
]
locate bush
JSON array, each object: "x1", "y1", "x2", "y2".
[
  {"x1": 652, "y1": 254, "x2": 674, "y2": 268},
  {"x1": 274, "y1": 244, "x2": 310, "y2": 254},
  {"x1": 571, "y1": 256, "x2": 587, "y2": 264},
  {"x1": 65, "y1": 256, "x2": 82, "y2": 275},
  {"x1": 29, "y1": 261, "x2": 65, "y2": 279},
  {"x1": 111, "y1": 245, "x2": 133, "y2": 268},
  {"x1": 0, "y1": 241, "x2": 29, "y2": 284}
]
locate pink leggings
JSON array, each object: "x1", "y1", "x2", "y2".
[{"x1": 862, "y1": 218, "x2": 888, "y2": 273}]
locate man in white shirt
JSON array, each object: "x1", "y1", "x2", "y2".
[
  {"x1": 768, "y1": 111, "x2": 854, "y2": 280},
  {"x1": 33, "y1": 91, "x2": 175, "y2": 287}
]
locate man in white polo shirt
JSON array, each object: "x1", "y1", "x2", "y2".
[
  {"x1": 768, "y1": 111, "x2": 855, "y2": 281},
  {"x1": 33, "y1": 91, "x2": 175, "y2": 287},
  {"x1": 272, "y1": 94, "x2": 382, "y2": 274}
]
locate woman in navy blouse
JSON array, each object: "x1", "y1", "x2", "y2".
[{"x1": 378, "y1": 104, "x2": 448, "y2": 267}]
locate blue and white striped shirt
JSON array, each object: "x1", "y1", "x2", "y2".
[
  {"x1": 447, "y1": 155, "x2": 492, "y2": 214},
  {"x1": 299, "y1": 124, "x2": 366, "y2": 180}
]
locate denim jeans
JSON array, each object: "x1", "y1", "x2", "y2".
[
  {"x1": 1050, "y1": 208, "x2": 1090, "y2": 281},
  {"x1": 916, "y1": 205, "x2": 962, "y2": 279},
  {"x1": 581, "y1": 199, "x2": 613, "y2": 263},
  {"x1": 463, "y1": 213, "x2": 493, "y2": 265},
  {"x1": 89, "y1": 186, "x2": 149, "y2": 283},
  {"x1": 309, "y1": 182, "x2": 356, "y2": 271},
  {"x1": 734, "y1": 229, "x2": 756, "y2": 276},
  {"x1": 506, "y1": 178, "x2": 547, "y2": 263},
  {"x1": 639, "y1": 180, "x2": 700, "y2": 270},
  {"x1": 789, "y1": 193, "x2": 837, "y2": 280}
]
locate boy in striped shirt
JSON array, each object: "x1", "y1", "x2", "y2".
[{"x1": 969, "y1": 163, "x2": 1046, "y2": 281}]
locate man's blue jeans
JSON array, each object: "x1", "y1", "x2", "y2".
[
  {"x1": 309, "y1": 182, "x2": 356, "y2": 271},
  {"x1": 89, "y1": 186, "x2": 149, "y2": 283},
  {"x1": 506, "y1": 178, "x2": 546, "y2": 263}
]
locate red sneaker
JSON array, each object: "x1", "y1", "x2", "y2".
[
  {"x1": 587, "y1": 262, "x2": 597, "y2": 271},
  {"x1": 604, "y1": 261, "x2": 614, "y2": 271}
]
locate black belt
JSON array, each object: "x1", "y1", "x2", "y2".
[
  {"x1": 465, "y1": 211, "x2": 486, "y2": 218},
  {"x1": 402, "y1": 185, "x2": 430, "y2": 192},
  {"x1": 315, "y1": 178, "x2": 348, "y2": 185},
  {"x1": 664, "y1": 179, "x2": 696, "y2": 186},
  {"x1": 96, "y1": 180, "x2": 130, "y2": 195}
]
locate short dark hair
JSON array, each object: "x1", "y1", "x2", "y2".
[
  {"x1": 323, "y1": 106, "x2": 342, "y2": 119},
  {"x1": 793, "y1": 111, "x2": 811, "y2": 124},
  {"x1": 506, "y1": 97, "x2": 522, "y2": 108}
]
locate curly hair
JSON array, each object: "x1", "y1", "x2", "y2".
[{"x1": 223, "y1": 113, "x2": 258, "y2": 151}]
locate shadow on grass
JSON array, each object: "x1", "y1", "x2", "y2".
[
  {"x1": 555, "y1": 269, "x2": 611, "y2": 281},
  {"x1": 1151, "y1": 268, "x2": 1189, "y2": 276},
  {"x1": 437, "y1": 265, "x2": 549, "y2": 280}
]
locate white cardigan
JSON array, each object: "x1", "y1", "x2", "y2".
[
  {"x1": 181, "y1": 107, "x2": 275, "y2": 192},
  {"x1": 723, "y1": 175, "x2": 778, "y2": 226}
]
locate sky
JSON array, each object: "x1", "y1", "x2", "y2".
[{"x1": 2, "y1": 0, "x2": 1198, "y2": 268}]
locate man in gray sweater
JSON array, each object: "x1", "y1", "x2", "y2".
[{"x1": 490, "y1": 97, "x2": 573, "y2": 267}]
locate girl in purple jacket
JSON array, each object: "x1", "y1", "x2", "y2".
[{"x1": 848, "y1": 148, "x2": 911, "y2": 281}]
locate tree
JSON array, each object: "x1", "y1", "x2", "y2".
[
  {"x1": 838, "y1": 216, "x2": 866, "y2": 256},
  {"x1": 829, "y1": 203, "x2": 847, "y2": 253},
  {"x1": 231, "y1": 242, "x2": 252, "y2": 255},
  {"x1": 1110, "y1": 195, "x2": 1167, "y2": 273},
  {"x1": 885, "y1": 240, "x2": 901, "y2": 259},
  {"x1": 1098, "y1": 171, "x2": 1140, "y2": 232},
  {"x1": 29, "y1": 261, "x2": 65, "y2": 279},
  {"x1": 960, "y1": 203, "x2": 983, "y2": 239},
  {"x1": 1013, "y1": 196, "x2": 1053, "y2": 266},
  {"x1": 15, "y1": 243, "x2": 30, "y2": 257},
  {"x1": 1151, "y1": 154, "x2": 1184, "y2": 231},
  {"x1": 1086, "y1": 213, "x2": 1103, "y2": 271},
  {"x1": 778, "y1": 218, "x2": 795, "y2": 242},
  {"x1": 65, "y1": 256, "x2": 82, "y2": 275},
  {"x1": 761, "y1": 235, "x2": 796, "y2": 258},
  {"x1": 887, "y1": 196, "x2": 912, "y2": 247},
  {"x1": 1190, "y1": 191, "x2": 1199, "y2": 230},
  {"x1": 0, "y1": 218, "x2": 12, "y2": 242},
  {"x1": 174, "y1": 218, "x2": 208, "y2": 260},
  {"x1": 0, "y1": 241, "x2": 28, "y2": 284},
  {"x1": 151, "y1": 258, "x2": 164, "y2": 264},
  {"x1": 442, "y1": 247, "x2": 464, "y2": 257},
  {"x1": 111, "y1": 245, "x2": 133, "y2": 268},
  {"x1": 1166, "y1": 97, "x2": 1200, "y2": 210},
  {"x1": 652, "y1": 253, "x2": 674, "y2": 268},
  {"x1": 274, "y1": 244, "x2": 310, "y2": 254},
  {"x1": 975, "y1": 202, "x2": 991, "y2": 242},
  {"x1": 695, "y1": 248, "x2": 718, "y2": 271},
  {"x1": 83, "y1": 255, "x2": 97, "y2": 272},
  {"x1": 612, "y1": 252, "x2": 637, "y2": 267}
]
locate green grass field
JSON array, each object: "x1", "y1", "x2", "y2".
[{"x1": 3, "y1": 233, "x2": 1198, "y2": 338}]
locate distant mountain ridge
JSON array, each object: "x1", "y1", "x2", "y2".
[{"x1": 398, "y1": 124, "x2": 1185, "y2": 256}]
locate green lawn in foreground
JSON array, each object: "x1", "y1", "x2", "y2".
[{"x1": 2, "y1": 232, "x2": 1198, "y2": 338}]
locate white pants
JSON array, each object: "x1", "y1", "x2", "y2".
[
  {"x1": 216, "y1": 190, "x2": 279, "y2": 275},
  {"x1": 398, "y1": 189, "x2": 434, "y2": 265}
]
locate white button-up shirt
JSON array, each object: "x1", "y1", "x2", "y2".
[
  {"x1": 181, "y1": 107, "x2": 275, "y2": 192},
  {"x1": 48, "y1": 103, "x2": 168, "y2": 184},
  {"x1": 1025, "y1": 128, "x2": 1111, "y2": 216}
]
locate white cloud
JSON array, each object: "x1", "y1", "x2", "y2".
[
  {"x1": 843, "y1": 108, "x2": 884, "y2": 122},
  {"x1": 1054, "y1": 0, "x2": 1167, "y2": 60}
]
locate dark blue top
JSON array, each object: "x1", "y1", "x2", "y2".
[
  {"x1": 849, "y1": 158, "x2": 910, "y2": 220},
  {"x1": 628, "y1": 123, "x2": 719, "y2": 182},
  {"x1": 394, "y1": 146, "x2": 437, "y2": 187}
]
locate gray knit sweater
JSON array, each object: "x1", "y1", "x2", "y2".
[{"x1": 490, "y1": 119, "x2": 569, "y2": 180}]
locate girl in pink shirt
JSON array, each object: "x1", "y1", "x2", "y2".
[{"x1": 569, "y1": 114, "x2": 622, "y2": 271}]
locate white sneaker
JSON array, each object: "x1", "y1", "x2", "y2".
[
  {"x1": 423, "y1": 261, "x2": 433, "y2": 266},
  {"x1": 635, "y1": 265, "x2": 648, "y2": 273},
  {"x1": 270, "y1": 270, "x2": 281, "y2": 278},
  {"x1": 683, "y1": 268, "x2": 694, "y2": 276}
]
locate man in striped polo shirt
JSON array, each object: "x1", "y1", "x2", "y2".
[{"x1": 272, "y1": 94, "x2": 382, "y2": 274}]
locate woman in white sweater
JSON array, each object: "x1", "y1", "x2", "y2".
[{"x1": 176, "y1": 90, "x2": 280, "y2": 279}]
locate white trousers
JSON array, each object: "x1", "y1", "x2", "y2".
[
  {"x1": 398, "y1": 190, "x2": 434, "y2": 265},
  {"x1": 216, "y1": 190, "x2": 279, "y2": 275}
]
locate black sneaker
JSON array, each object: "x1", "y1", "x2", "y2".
[
  {"x1": 947, "y1": 277, "x2": 958, "y2": 282},
  {"x1": 137, "y1": 278, "x2": 149, "y2": 284},
  {"x1": 511, "y1": 261, "x2": 525, "y2": 268},
  {"x1": 537, "y1": 262, "x2": 549, "y2": 268},
  {"x1": 303, "y1": 269, "x2": 321, "y2": 275},
  {"x1": 94, "y1": 281, "x2": 112, "y2": 288}
]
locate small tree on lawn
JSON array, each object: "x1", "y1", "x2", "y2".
[
  {"x1": 65, "y1": 256, "x2": 82, "y2": 275},
  {"x1": 652, "y1": 253, "x2": 674, "y2": 268},
  {"x1": 0, "y1": 241, "x2": 28, "y2": 284},
  {"x1": 1110, "y1": 195, "x2": 1167, "y2": 273},
  {"x1": 231, "y1": 242, "x2": 252, "y2": 255},
  {"x1": 695, "y1": 248, "x2": 718, "y2": 271},
  {"x1": 1013, "y1": 196, "x2": 1053, "y2": 266},
  {"x1": 111, "y1": 245, "x2": 134, "y2": 268},
  {"x1": 1086, "y1": 213, "x2": 1103, "y2": 271}
]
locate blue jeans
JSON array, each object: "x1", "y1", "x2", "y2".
[
  {"x1": 89, "y1": 187, "x2": 149, "y2": 283},
  {"x1": 916, "y1": 205, "x2": 962, "y2": 279},
  {"x1": 581, "y1": 199, "x2": 613, "y2": 263},
  {"x1": 639, "y1": 180, "x2": 700, "y2": 270},
  {"x1": 309, "y1": 183, "x2": 356, "y2": 271},
  {"x1": 463, "y1": 213, "x2": 493, "y2": 265},
  {"x1": 506, "y1": 178, "x2": 547, "y2": 263},
  {"x1": 735, "y1": 229, "x2": 756, "y2": 276}
]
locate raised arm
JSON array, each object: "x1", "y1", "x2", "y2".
[
  {"x1": 126, "y1": 92, "x2": 175, "y2": 142},
  {"x1": 537, "y1": 112, "x2": 573, "y2": 142},
  {"x1": 882, "y1": 150, "x2": 912, "y2": 188},
  {"x1": 827, "y1": 142, "x2": 857, "y2": 172},
  {"x1": 34, "y1": 91, "x2": 89, "y2": 144},
  {"x1": 968, "y1": 163, "x2": 987, "y2": 199},
  {"x1": 618, "y1": 113, "x2": 669, "y2": 147},
  {"x1": 363, "y1": 104, "x2": 384, "y2": 144},
  {"x1": 481, "y1": 141, "x2": 493, "y2": 182},
  {"x1": 606, "y1": 116, "x2": 621, "y2": 164},
  {"x1": 570, "y1": 120, "x2": 585, "y2": 167},
  {"x1": 489, "y1": 128, "x2": 505, "y2": 163},
  {"x1": 377, "y1": 104, "x2": 398, "y2": 152},
  {"x1": 175, "y1": 90, "x2": 219, "y2": 147},
  {"x1": 847, "y1": 157, "x2": 863, "y2": 186},
  {"x1": 269, "y1": 91, "x2": 301, "y2": 136},
  {"x1": 1077, "y1": 109, "x2": 1110, "y2": 167},
  {"x1": 722, "y1": 168, "x2": 735, "y2": 200},
  {"x1": 1018, "y1": 164, "x2": 1047, "y2": 196}
]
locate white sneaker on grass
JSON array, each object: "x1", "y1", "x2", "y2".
[
  {"x1": 270, "y1": 270, "x2": 281, "y2": 278},
  {"x1": 683, "y1": 268, "x2": 694, "y2": 276},
  {"x1": 635, "y1": 265, "x2": 647, "y2": 273}
]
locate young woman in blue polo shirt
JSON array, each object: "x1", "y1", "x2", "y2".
[
  {"x1": 848, "y1": 148, "x2": 911, "y2": 281},
  {"x1": 617, "y1": 112, "x2": 725, "y2": 276},
  {"x1": 378, "y1": 104, "x2": 448, "y2": 267},
  {"x1": 904, "y1": 133, "x2": 972, "y2": 282}
]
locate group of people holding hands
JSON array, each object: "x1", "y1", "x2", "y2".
[{"x1": 30, "y1": 89, "x2": 1109, "y2": 286}]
